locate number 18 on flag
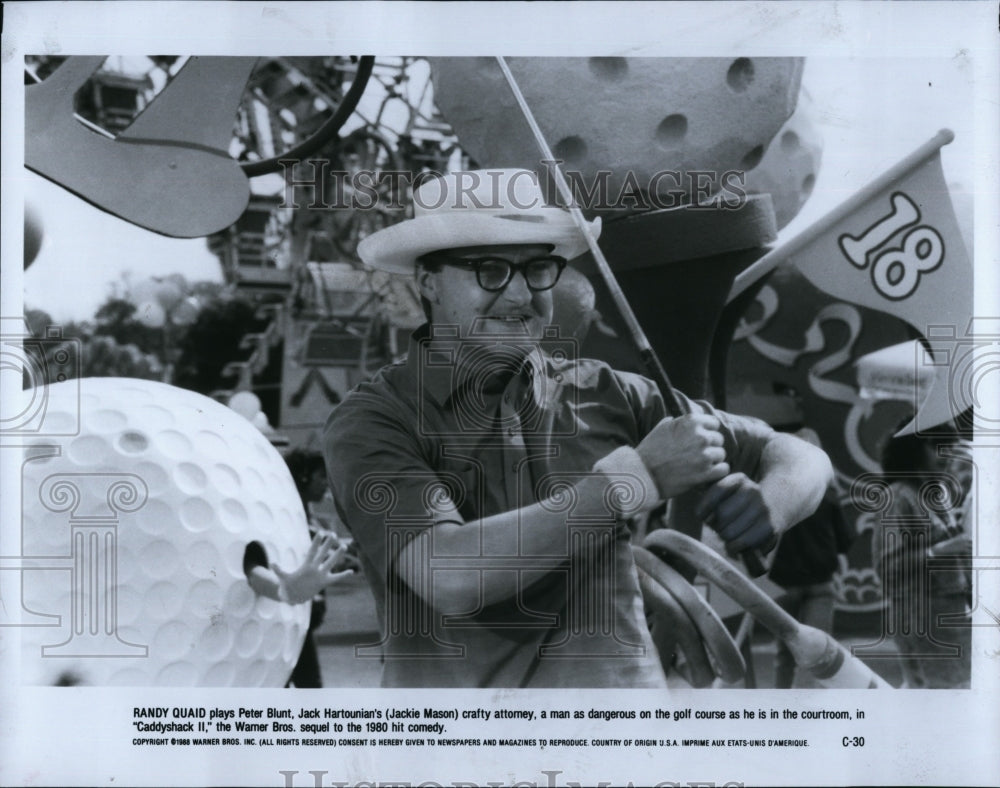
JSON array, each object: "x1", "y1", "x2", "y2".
[
  {"x1": 838, "y1": 190, "x2": 946, "y2": 303},
  {"x1": 732, "y1": 129, "x2": 983, "y2": 435}
]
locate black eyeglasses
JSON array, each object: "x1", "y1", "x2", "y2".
[{"x1": 430, "y1": 255, "x2": 568, "y2": 292}]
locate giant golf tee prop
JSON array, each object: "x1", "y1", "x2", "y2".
[{"x1": 18, "y1": 378, "x2": 311, "y2": 686}]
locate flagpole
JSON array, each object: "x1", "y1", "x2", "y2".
[
  {"x1": 495, "y1": 56, "x2": 769, "y2": 578},
  {"x1": 727, "y1": 128, "x2": 955, "y2": 302},
  {"x1": 492, "y1": 56, "x2": 676, "y2": 403}
]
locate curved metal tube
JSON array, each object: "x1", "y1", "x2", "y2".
[{"x1": 241, "y1": 55, "x2": 376, "y2": 177}]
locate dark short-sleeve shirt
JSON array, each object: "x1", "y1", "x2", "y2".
[
  {"x1": 323, "y1": 325, "x2": 772, "y2": 688},
  {"x1": 768, "y1": 499, "x2": 843, "y2": 587}
]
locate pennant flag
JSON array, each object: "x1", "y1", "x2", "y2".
[{"x1": 729, "y1": 130, "x2": 974, "y2": 433}]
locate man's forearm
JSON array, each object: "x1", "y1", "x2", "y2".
[
  {"x1": 396, "y1": 449, "x2": 657, "y2": 614},
  {"x1": 757, "y1": 433, "x2": 834, "y2": 535}
]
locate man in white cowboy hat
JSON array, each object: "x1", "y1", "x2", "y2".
[{"x1": 323, "y1": 169, "x2": 832, "y2": 688}]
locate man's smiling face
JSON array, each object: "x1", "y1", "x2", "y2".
[{"x1": 417, "y1": 243, "x2": 556, "y2": 342}]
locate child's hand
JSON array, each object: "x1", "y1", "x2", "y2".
[{"x1": 273, "y1": 533, "x2": 353, "y2": 604}]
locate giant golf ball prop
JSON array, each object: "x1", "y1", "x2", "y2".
[
  {"x1": 429, "y1": 57, "x2": 804, "y2": 211},
  {"x1": 744, "y1": 88, "x2": 823, "y2": 229},
  {"x1": 19, "y1": 377, "x2": 311, "y2": 686}
]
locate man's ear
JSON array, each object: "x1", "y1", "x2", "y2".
[{"x1": 415, "y1": 264, "x2": 438, "y2": 304}]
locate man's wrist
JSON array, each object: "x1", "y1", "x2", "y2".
[{"x1": 592, "y1": 446, "x2": 661, "y2": 517}]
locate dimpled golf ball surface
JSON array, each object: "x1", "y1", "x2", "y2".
[
  {"x1": 744, "y1": 88, "x2": 824, "y2": 230},
  {"x1": 429, "y1": 57, "x2": 804, "y2": 212},
  {"x1": 19, "y1": 377, "x2": 311, "y2": 686}
]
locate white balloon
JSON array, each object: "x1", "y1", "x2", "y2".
[
  {"x1": 134, "y1": 300, "x2": 166, "y2": 328},
  {"x1": 153, "y1": 279, "x2": 185, "y2": 311},
  {"x1": 164, "y1": 272, "x2": 189, "y2": 291},
  {"x1": 129, "y1": 278, "x2": 159, "y2": 305},
  {"x1": 228, "y1": 390, "x2": 262, "y2": 420},
  {"x1": 251, "y1": 410, "x2": 273, "y2": 433},
  {"x1": 171, "y1": 295, "x2": 201, "y2": 326},
  {"x1": 24, "y1": 200, "x2": 44, "y2": 267}
]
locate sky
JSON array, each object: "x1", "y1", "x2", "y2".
[
  {"x1": 21, "y1": 56, "x2": 975, "y2": 322},
  {"x1": 23, "y1": 172, "x2": 225, "y2": 320}
]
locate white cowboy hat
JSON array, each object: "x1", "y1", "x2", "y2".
[{"x1": 357, "y1": 168, "x2": 600, "y2": 274}]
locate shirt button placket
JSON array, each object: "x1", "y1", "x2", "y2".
[{"x1": 501, "y1": 388, "x2": 525, "y2": 506}]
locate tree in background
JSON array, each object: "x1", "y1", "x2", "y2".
[
  {"x1": 172, "y1": 295, "x2": 284, "y2": 423},
  {"x1": 25, "y1": 286, "x2": 283, "y2": 424},
  {"x1": 92, "y1": 298, "x2": 172, "y2": 358},
  {"x1": 24, "y1": 307, "x2": 164, "y2": 382}
]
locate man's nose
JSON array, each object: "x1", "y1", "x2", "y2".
[{"x1": 500, "y1": 269, "x2": 533, "y2": 303}]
